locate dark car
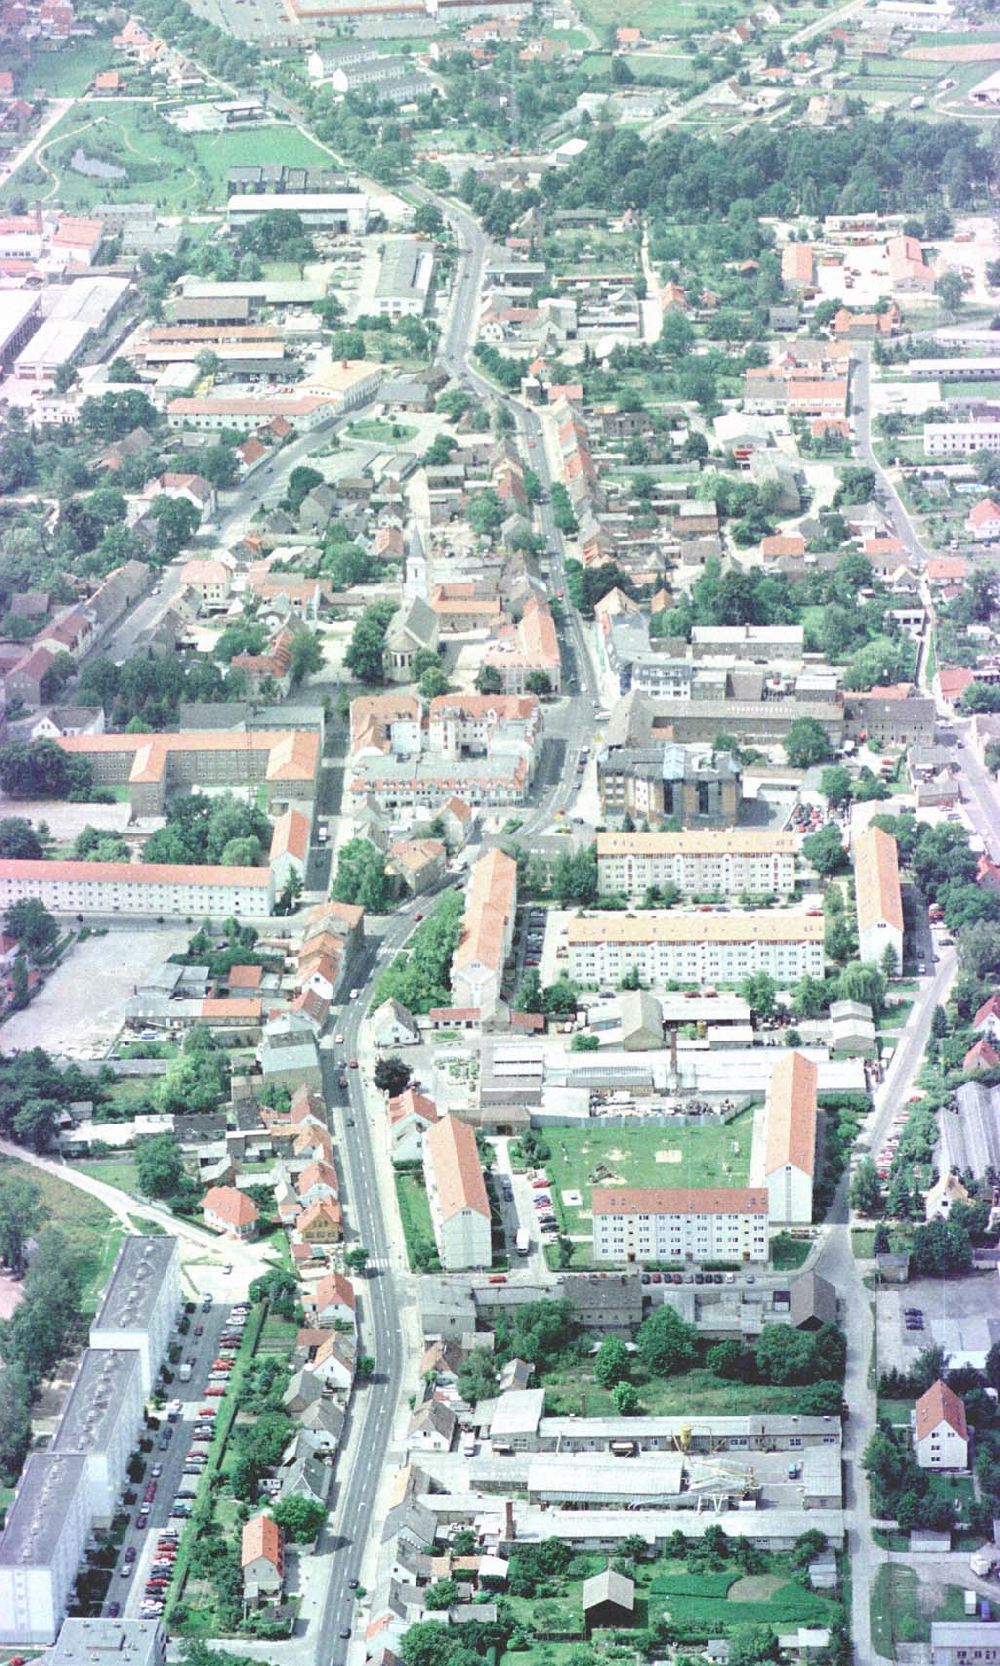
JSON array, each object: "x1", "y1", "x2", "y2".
[
  {"x1": 339, "y1": 1076, "x2": 348, "y2": 1088},
  {"x1": 106, "y1": 1604, "x2": 121, "y2": 1619}
]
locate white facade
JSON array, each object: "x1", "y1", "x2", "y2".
[
  {"x1": 422, "y1": 1115, "x2": 492, "y2": 1271},
  {"x1": 592, "y1": 1190, "x2": 769, "y2": 1265},
  {"x1": 915, "y1": 1419, "x2": 968, "y2": 1471},
  {"x1": 0, "y1": 1454, "x2": 90, "y2": 1644},
  {"x1": 438, "y1": 1202, "x2": 492, "y2": 1270},
  {"x1": 568, "y1": 915, "x2": 824, "y2": 987},
  {"x1": 90, "y1": 1237, "x2": 181, "y2": 1393},
  {"x1": 0, "y1": 862, "x2": 273, "y2": 919},
  {"x1": 52, "y1": 1350, "x2": 145, "y2": 1521},
  {"x1": 924, "y1": 422, "x2": 1000, "y2": 457},
  {"x1": 226, "y1": 193, "x2": 369, "y2": 233},
  {"x1": 596, "y1": 832, "x2": 796, "y2": 901}
]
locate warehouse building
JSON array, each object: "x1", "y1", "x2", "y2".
[
  {"x1": 0, "y1": 290, "x2": 41, "y2": 371},
  {"x1": 940, "y1": 1082, "x2": 1000, "y2": 1179},
  {"x1": 51, "y1": 1349, "x2": 145, "y2": 1522},
  {"x1": 568, "y1": 911, "x2": 824, "y2": 986},
  {"x1": 0, "y1": 1454, "x2": 90, "y2": 1644},
  {"x1": 595, "y1": 829, "x2": 796, "y2": 901},
  {"x1": 592, "y1": 1186, "x2": 770, "y2": 1265},
  {"x1": 226, "y1": 192, "x2": 369, "y2": 234},
  {"x1": 373, "y1": 237, "x2": 435, "y2": 318},
  {"x1": 89, "y1": 1236, "x2": 180, "y2": 1392}
]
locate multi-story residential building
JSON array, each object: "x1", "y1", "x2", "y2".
[
  {"x1": 854, "y1": 825, "x2": 903, "y2": 968},
  {"x1": 426, "y1": 693, "x2": 542, "y2": 758},
  {"x1": 750, "y1": 1051, "x2": 817, "y2": 1225},
  {"x1": 0, "y1": 859, "x2": 274, "y2": 919},
  {"x1": 50, "y1": 1350, "x2": 145, "y2": 1522},
  {"x1": 567, "y1": 912, "x2": 825, "y2": 987},
  {"x1": 596, "y1": 830, "x2": 796, "y2": 901},
  {"x1": 89, "y1": 1237, "x2": 180, "y2": 1393},
  {"x1": 0, "y1": 1454, "x2": 91, "y2": 1643},
  {"x1": 597, "y1": 742, "x2": 742, "y2": 828},
  {"x1": 347, "y1": 693, "x2": 539, "y2": 813},
  {"x1": 51, "y1": 730, "x2": 319, "y2": 815},
  {"x1": 480, "y1": 598, "x2": 561, "y2": 694},
  {"x1": 422, "y1": 1113, "x2": 492, "y2": 1270},
  {"x1": 451, "y1": 848, "x2": 517, "y2": 1020},
  {"x1": 47, "y1": 1619, "x2": 165, "y2": 1666},
  {"x1": 924, "y1": 421, "x2": 1000, "y2": 457},
  {"x1": 592, "y1": 1187, "x2": 770, "y2": 1265},
  {"x1": 913, "y1": 1381, "x2": 968, "y2": 1471}
]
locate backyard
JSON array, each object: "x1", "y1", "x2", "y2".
[
  {"x1": 395, "y1": 1170, "x2": 441, "y2": 1271},
  {"x1": 869, "y1": 1566, "x2": 967, "y2": 1656},
  {"x1": 542, "y1": 1359, "x2": 819, "y2": 1419},
  {"x1": 522, "y1": 1112, "x2": 755, "y2": 1240}
]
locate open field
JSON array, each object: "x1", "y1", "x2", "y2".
[
  {"x1": 535, "y1": 1111, "x2": 755, "y2": 1238},
  {"x1": 542, "y1": 1360, "x2": 812, "y2": 1418},
  {"x1": 870, "y1": 1566, "x2": 966, "y2": 1655},
  {"x1": 0, "y1": 1153, "x2": 121, "y2": 1313},
  {"x1": 76, "y1": 1157, "x2": 142, "y2": 1198},
  {"x1": 11, "y1": 39, "x2": 115, "y2": 96}
]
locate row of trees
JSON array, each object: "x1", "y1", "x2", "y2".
[{"x1": 372, "y1": 892, "x2": 464, "y2": 1014}]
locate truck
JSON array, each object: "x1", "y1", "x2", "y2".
[{"x1": 515, "y1": 1227, "x2": 531, "y2": 1257}]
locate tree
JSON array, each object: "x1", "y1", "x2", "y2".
[
  {"x1": 803, "y1": 823, "x2": 848, "y2": 875},
  {"x1": 0, "y1": 1361, "x2": 31, "y2": 1484},
  {"x1": 333, "y1": 838, "x2": 394, "y2": 912},
  {"x1": 151, "y1": 495, "x2": 200, "y2": 560},
  {"x1": 135, "y1": 1133, "x2": 187, "y2": 1200},
  {"x1": 345, "y1": 599, "x2": 397, "y2": 684},
  {"x1": 785, "y1": 718, "x2": 834, "y2": 769},
  {"x1": 791, "y1": 976, "x2": 829, "y2": 1020},
  {"x1": 0, "y1": 1173, "x2": 45, "y2": 1275},
  {"x1": 475, "y1": 665, "x2": 504, "y2": 694},
  {"x1": 248, "y1": 1268, "x2": 299, "y2": 1318},
  {"x1": 374, "y1": 1056, "x2": 412, "y2": 1098},
  {"x1": 525, "y1": 671, "x2": 552, "y2": 697},
  {"x1": 740, "y1": 971, "x2": 778, "y2": 1020},
  {"x1": 611, "y1": 1380, "x2": 641, "y2": 1414},
  {"x1": 836, "y1": 962, "x2": 886, "y2": 1013},
  {"x1": 271, "y1": 1494, "x2": 326, "y2": 1542},
  {"x1": 424, "y1": 1579, "x2": 461, "y2": 1611},
  {"x1": 754, "y1": 1324, "x2": 817, "y2": 1385},
  {"x1": 635, "y1": 1306, "x2": 697, "y2": 1374},
  {"x1": 880, "y1": 941, "x2": 898, "y2": 980},
  {"x1": 0, "y1": 818, "x2": 42, "y2": 859},
  {"x1": 285, "y1": 466, "x2": 324, "y2": 514},
  {"x1": 13, "y1": 1098, "x2": 58, "y2": 1153},
  {"x1": 419, "y1": 666, "x2": 451, "y2": 699},
  {"x1": 467, "y1": 489, "x2": 504, "y2": 538},
  {"x1": 820, "y1": 765, "x2": 853, "y2": 807},
  {"x1": 344, "y1": 1247, "x2": 370, "y2": 1272},
  {"x1": 288, "y1": 629, "x2": 324, "y2": 688},
  {"x1": 456, "y1": 1347, "x2": 499, "y2": 1405},
  {"x1": 9, "y1": 955, "x2": 29, "y2": 1013},
  {"x1": 935, "y1": 270, "x2": 971, "y2": 314},
  {"x1": 849, "y1": 1157, "x2": 882, "y2": 1216},
  {"x1": 593, "y1": 1335, "x2": 631, "y2": 1388},
  {"x1": 6, "y1": 898, "x2": 58, "y2": 958},
  {"x1": 728, "y1": 1626, "x2": 780, "y2": 1666},
  {"x1": 912, "y1": 1219, "x2": 972, "y2": 1277}
]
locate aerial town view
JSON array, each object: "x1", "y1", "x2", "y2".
[{"x1": 1, "y1": 0, "x2": 1000, "y2": 1662}]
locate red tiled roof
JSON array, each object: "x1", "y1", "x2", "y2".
[{"x1": 914, "y1": 1379, "x2": 967, "y2": 1443}]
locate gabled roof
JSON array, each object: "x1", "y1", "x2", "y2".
[
  {"x1": 764, "y1": 1050, "x2": 817, "y2": 1178},
  {"x1": 914, "y1": 1379, "x2": 967, "y2": 1443},
  {"x1": 203, "y1": 1185, "x2": 258, "y2": 1227},
  {"x1": 424, "y1": 1114, "x2": 490, "y2": 1222},
  {"x1": 241, "y1": 1511, "x2": 282, "y2": 1570}
]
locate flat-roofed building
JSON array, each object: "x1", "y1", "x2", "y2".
[
  {"x1": 931, "y1": 1623, "x2": 1000, "y2": 1666},
  {"x1": 536, "y1": 1412, "x2": 842, "y2": 1453},
  {"x1": 854, "y1": 825, "x2": 903, "y2": 968},
  {"x1": 47, "y1": 1619, "x2": 165, "y2": 1666},
  {"x1": 596, "y1": 830, "x2": 795, "y2": 901},
  {"x1": 568, "y1": 911, "x2": 824, "y2": 987},
  {"x1": 51, "y1": 1349, "x2": 144, "y2": 1522},
  {"x1": 592, "y1": 1186, "x2": 769, "y2": 1265},
  {"x1": 0, "y1": 1454, "x2": 90, "y2": 1643},
  {"x1": 0, "y1": 290, "x2": 41, "y2": 370},
  {"x1": 422, "y1": 1112, "x2": 491, "y2": 1270},
  {"x1": 89, "y1": 1236, "x2": 180, "y2": 1392},
  {"x1": 226, "y1": 192, "x2": 368, "y2": 234},
  {"x1": 373, "y1": 237, "x2": 434, "y2": 317},
  {"x1": 750, "y1": 1051, "x2": 817, "y2": 1224}
]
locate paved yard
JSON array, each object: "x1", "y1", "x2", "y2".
[
  {"x1": 1, "y1": 924, "x2": 190, "y2": 1059},
  {"x1": 876, "y1": 1269, "x2": 999, "y2": 1378}
]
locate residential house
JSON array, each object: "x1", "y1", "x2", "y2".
[
  {"x1": 388, "y1": 1089, "x2": 439, "y2": 1165},
  {"x1": 202, "y1": 1185, "x2": 259, "y2": 1239},
  {"x1": 371, "y1": 998, "x2": 421, "y2": 1048},
  {"x1": 307, "y1": 1272, "x2": 355, "y2": 1329},
  {"x1": 913, "y1": 1381, "x2": 968, "y2": 1471},
  {"x1": 387, "y1": 839, "x2": 447, "y2": 894},
  {"x1": 407, "y1": 1399, "x2": 457, "y2": 1451},
  {"x1": 241, "y1": 1513, "x2": 284, "y2": 1605}
]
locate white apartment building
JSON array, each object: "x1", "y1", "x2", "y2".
[
  {"x1": 854, "y1": 826, "x2": 904, "y2": 969},
  {"x1": 913, "y1": 1381, "x2": 968, "y2": 1472},
  {"x1": 51, "y1": 1350, "x2": 145, "y2": 1522},
  {"x1": 0, "y1": 860, "x2": 274, "y2": 919},
  {"x1": 596, "y1": 830, "x2": 796, "y2": 901},
  {"x1": 422, "y1": 1113, "x2": 492, "y2": 1270},
  {"x1": 750, "y1": 1051, "x2": 817, "y2": 1226},
  {"x1": 924, "y1": 422, "x2": 1000, "y2": 457},
  {"x1": 592, "y1": 1187, "x2": 770, "y2": 1265},
  {"x1": 567, "y1": 912, "x2": 825, "y2": 987},
  {"x1": 0, "y1": 1454, "x2": 91, "y2": 1644},
  {"x1": 89, "y1": 1237, "x2": 181, "y2": 1393}
]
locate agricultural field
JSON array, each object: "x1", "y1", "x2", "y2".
[{"x1": 529, "y1": 1111, "x2": 755, "y2": 1239}]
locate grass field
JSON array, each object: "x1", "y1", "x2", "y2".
[
  {"x1": 870, "y1": 1566, "x2": 966, "y2": 1655},
  {"x1": 14, "y1": 38, "x2": 115, "y2": 96},
  {"x1": 395, "y1": 1171, "x2": 441, "y2": 1271},
  {"x1": 0, "y1": 1154, "x2": 121, "y2": 1313},
  {"x1": 539, "y1": 1112, "x2": 754, "y2": 1239},
  {"x1": 76, "y1": 1157, "x2": 142, "y2": 1198},
  {"x1": 3, "y1": 107, "x2": 334, "y2": 213},
  {"x1": 347, "y1": 419, "x2": 418, "y2": 442},
  {"x1": 944, "y1": 380, "x2": 1000, "y2": 399},
  {"x1": 542, "y1": 1360, "x2": 812, "y2": 1419},
  {"x1": 576, "y1": 0, "x2": 749, "y2": 31}
]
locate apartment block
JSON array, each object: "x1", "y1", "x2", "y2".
[
  {"x1": 451, "y1": 847, "x2": 517, "y2": 1020},
  {"x1": 568, "y1": 912, "x2": 825, "y2": 987},
  {"x1": 422, "y1": 1113, "x2": 492, "y2": 1270},
  {"x1": 596, "y1": 830, "x2": 796, "y2": 901},
  {"x1": 51, "y1": 1350, "x2": 145, "y2": 1522},
  {"x1": 0, "y1": 1455, "x2": 90, "y2": 1644},
  {"x1": 0, "y1": 860, "x2": 274, "y2": 920},
  {"x1": 89, "y1": 1237, "x2": 180, "y2": 1393},
  {"x1": 592, "y1": 1187, "x2": 770, "y2": 1264},
  {"x1": 53, "y1": 730, "x2": 319, "y2": 816},
  {"x1": 750, "y1": 1051, "x2": 817, "y2": 1225},
  {"x1": 854, "y1": 825, "x2": 904, "y2": 968},
  {"x1": 924, "y1": 422, "x2": 1000, "y2": 457}
]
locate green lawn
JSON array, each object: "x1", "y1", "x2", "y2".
[
  {"x1": 347, "y1": 419, "x2": 418, "y2": 443},
  {"x1": 944, "y1": 380, "x2": 1000, "y2": 399},
  {"x1": 542, "y1": 1361, "x2": 814, "y2": 1419},
  {"x1": 770, "y1": 1232, "x2": 811, "y2": 1271},
  {"x1": 395, "y1": 1172, "x2": 441, "y2": 1271},
  {"x1": 14, "y1": 38, "x2": 116, "y2": 96},
  {"x1": 870, "y1": 1566, "x2": 967, "y2": 1655},
  {"x1": 0, "y1": 1154, "x2": 121, "y2": 1313},
  {"x1": 76, "y1": 1157, "x2": 142, "y2": 1198},
  {"x1": 541, "y1": 1112, "x2": 754, "y2": 1240}
]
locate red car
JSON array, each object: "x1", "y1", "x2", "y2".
[
  {"x1": 413, "y1": 912, "x2": 423, "y2": 922},
  {"x1": 205, "y1": 1386, "x2": 225, "y2": 1396},
  {"x1": 339, "y1": 1076, "x2": 348, "y2": 1088},
  {"x1": 349, "y1": 1058, "x2": 359, "y2": 1069}
]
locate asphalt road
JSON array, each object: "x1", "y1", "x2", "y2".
[{"x1": 852, "y1": 349, "x2": 931, "y2": 569}]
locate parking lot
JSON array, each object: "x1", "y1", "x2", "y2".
[
  {"x1": 101, "y1": 1293, "x2": 246, "y2": 1622},
  {"x1": 876, "y1": 1270, "x2": 999, "y2": 1379}
]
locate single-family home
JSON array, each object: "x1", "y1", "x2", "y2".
[
  {"x1": 241, "y1": 1512, "x2": 284, "y2": 1604},
  {"x1": 203, "y1": 1185, "x2": 259, "y2": 1239}
]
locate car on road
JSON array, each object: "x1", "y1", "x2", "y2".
[
  {"x1": 348, "y1": 1578, "x2": 359, "y2": 1590},
  {"x1": 120, "y1": 1564, "x2": 133, "y2": 1579},
  {"x1": 106, "y1": 1604, "x2": 121, "y2": 1619},
  {"x1": 339, "y1": 1075, "x2": 348, "y2": 1088},
  {"x1": 194, "y1": 1325, "x2": 204, "y2": 1336},
  {"x1": 349, "y1": 1058, "x2": 359, "y2": 1069},
  {"x1": 335, "y1": 1033, "x2": 345, "y2": 1044},
  {"x1": 413, "y1": 912, "x2": 423, "y2": 922}
]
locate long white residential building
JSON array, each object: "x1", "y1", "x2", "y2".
[
  {"x1": 567, "y1": 911, "x2": 825, "y2": 986},
  {"x1": 924, "y1": 421, "x2": 1000, "y2": 457},
  {"x1": 422, "y1": 1113, "x2": 492, "y2": 1270},
  {"x1": 89, "y1": 1237, "x2": 181, "y2": 1392},
  {"x1": 0, "y1": 1454, "x2": 90, "y2": 1644},
  {"x1": 592, "y1": 1187, "x2": 770, "y2": 1265},
  {"x1": 51, "y1": 1350, "x2": 145, "y2": 1522},
  {"x1": 0, "y1": 859, "x2": 274, "y2": 919},
  {"x1": 596, "y1": 830, "x2": 796, "y2": 901},
  {"x1": 854, "y1": 825, "x2": 904, "y2": 968}
]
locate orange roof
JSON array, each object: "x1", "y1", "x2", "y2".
[
  {"x1": 968, "y1": 498, "x2": 1000, "y2": 527},
  {"x1": 761, "y1": 534, "x2": 806, "y2": 558},
  {"x1": 389, "y1": 838, "x2": 445, "y2": 873},
  {"x1": 453, "y1": 849, "x2": 517, "y2": 976},
  {"x1": 241, "y1": 1512, "x2": 283, "y2": 1570},
  {"x1": 0, "y1": 857, "x2": 269, "y2": 888},
  {"x1": 938, "y1": 666, "x2": 974, "y2": 701},
  {"x1": 424, "y1": 1113, "x2": 490, "y2": 1222},
  {"x1": 429, "y1": 694, "x2": 539, "y2": 724},
  {"x1": 854, "y1": 825, "x2": 904, "y2": 937},
  {"x1": 313, "y1": 1271, "x2": 355, "y2": 1311},
  {"x1": 594, "y1": 1187, "x2": 769, "y2": 1216},
  {"x1": 973, "y1": 993, "x2": 1000, "y2": 1029},
  {"x1": 270, "y1": 806, "x2": 310, "y2": 864},
  {"x1": 963, "y1": 1038, "x2": 1000, "y2": 1074},
  {"x1": 200, "y1": 998, "x2": 262, "y2": 1020},
  {"x1": 388, "y1": 1088, "x2": 439, "y2": 1127},
  {"x1": 764, "y1": 1051, "x2": 817, "y2": 1178},
  {"x1": 781, "y1": 243, "x2": 814, "y2": 284},
  {"x1": 228, "y1": 963, "x2": 263, "y2": 990},
  {"x1": 864, "y1": 537, "x2": 904, "y2": 556},
  {"x1": 296, "y1": 1197, "x2": 342, "y2": 1234},
  {"x1": 914, "y1": 1379, "x2": 967, "y2": 1443},
  {"x1": 297, "y1": 1159, "x2": 339, "y2": 1196},
  {"x1": 926, "y1": 558, "x2": 968, "y2": 582},
  {"x1": 203, "y1": 1185, "x2": 258, "y2": 1227}
]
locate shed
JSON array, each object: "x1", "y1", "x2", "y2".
[
  {"x1": 583, "y1": 1567, "x2": 635, "y2": 1631},
  {"x1": 789, "y1": 1271, "x2": 837, "y2": 1331}
]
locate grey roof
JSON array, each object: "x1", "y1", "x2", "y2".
[
  {"x1": 373, "y1": 997, "x2": 419, "y2": 1033},
  {"x1": 789, "y1": 1272, "x2": 837, "y2": 1329},
  {"x1": 943, "y1": 1083, "x2": 1000, "y2": 1178},
  {"x1": 489, "y1": 1388, "x2": 545, "y2": 1439},
  {"x1": 0, "y1": 1453, "x2": 87, "y2": 1566},
  {"x1": 387, "y1": 594, "x2": 437, "y2": 651},
  {"x1": 47, "y1": 1620, "x2": 163, "y2": 1666},
  {"x1": 91, "y1": 1237, "x2": 177, "y2": 1333},
  {"x1": 582, "y1": 1567, "x2": 635, "y2": 1612},
  {"x1": 409, "y1": 1399, "x2": 458, "y2": 1440},
  {"x1": 280, "y1": 1450, "x2": 331, "y2": 1504},
  {"x1": 52, "y1": 1349, "x2": 142, "y2": 1455}
]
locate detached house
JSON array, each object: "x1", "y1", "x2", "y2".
[
  {"x1": 241, "y1": 1513, "x2": 284, "y2": 1604},
  {"x1": 307, "y1": 1271, "x2": 356, "y2": 1329},
  {"x1": 203, "y1": 1185, "x2": 259, "y2": 1240},
  {"x1": 913, "y1": 1381, "x2": 968, "y2": 1471}
]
